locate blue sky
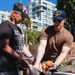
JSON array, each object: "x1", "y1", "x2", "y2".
[{"x1": 0, "y1": 0, "x2": 56, "y2": 12}]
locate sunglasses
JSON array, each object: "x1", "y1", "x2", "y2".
[{"x1": 53, "y1": 19, "x2": 61, "y2": 23}]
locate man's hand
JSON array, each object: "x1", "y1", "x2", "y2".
[
  {"x1": 18, "y1": 58, "x2": 29, "y2": 69},
  {"x1": 49, "y1": 63, "x2": 57, "y2": 72},
  {"x1": 33, "y1": 63, "x2": 42, "y2": 72}
]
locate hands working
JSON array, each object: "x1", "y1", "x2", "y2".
[
  {"x1": 33, "y1": 63, "x2": 42, "y2": 72},
  {"x1": 49, "y1": 63, "x2": 57, "y2": 72},
  {"x1": 41, "y1": 60, "x2": 58, "y2": 72}
]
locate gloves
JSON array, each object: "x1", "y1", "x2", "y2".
[{"x1": 49, "y1": 63, "x2": 58, "y2": 72}]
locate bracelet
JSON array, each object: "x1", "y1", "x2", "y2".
[{"x1": 28, "y1": 56, "x2": 34, "y2": 58}]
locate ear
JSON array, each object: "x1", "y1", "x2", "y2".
[{"x1": 64, "y1": 18, "x2": 66, "y2": 22}]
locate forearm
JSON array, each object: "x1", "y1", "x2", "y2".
[
  {"x1": 35, "y1": 44, "x2": 45, "y2": 64},
  {"x1": 23, "y1": 45, "x2": 34, "y2": 62},
  {"x1": 4, "y1": 45, "x2": 21, "y2": 60},
  {"x1": 4, "y1": 45, "x2": 28, "y2": 67},
  {"x1": 54, "y1": 46, "x2": 71, "y2": 66},
  {"x1": 54, "y1": 53, "x2": 67, "y2": 66},
  {"x1": 23, "y1": 45, "x2": 33, "y2": 57}
]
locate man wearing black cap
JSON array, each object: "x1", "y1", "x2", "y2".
[
  {"x1": 13, "y1": 2, "x2": 30, "y2": 20},
  {"x1": 0, "y1": 3, "x2": 33, "y2": 75},
  {"x1": 34, "y1": 10, "x2": 73, "y2": 72}
]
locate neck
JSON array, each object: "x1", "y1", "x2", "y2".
[
  {"x1": 59, "y1": 27, "x2": 64, "y2": 32},
  {"x1": 55, "y1": 26, "x2": 64, "y2": 33},
  {"x1": 8, "y1": 19, "x2": 16, "y2": 25}
]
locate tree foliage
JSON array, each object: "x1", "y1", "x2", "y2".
[
  {"x1": 24, "y1": 29, "x2": 41, "y2": 44},
  {"x1": 22, "y1": 18, "x2": 32, "y2": 27},
  {"x1": 57, "y1": 0, "x2": 75, "y2": 40}
]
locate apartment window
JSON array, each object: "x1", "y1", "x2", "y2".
[
  {"x1": 43, "y1": 12, "x2": 46, "y2": 15},
  {"x1": 43, "y1": 7, "x2": 47, "y2": 11},
  {"x1": 29, "y1": 5, "x2": 32, "y2": 9},
  {"x1": 32, "y1": 8, "x2": 35, "y2": 12},
  {"x1": 43, "y1": 2, "x2": 47, "y2": 6},
  {"x1": 33, "y1": 16, "x2": 36, "y2": 19},
  {"x1": 33, "y1": 26, "x2": 37, "y2": 29},
  {"x1": 47, "y1": 4, "x2": 50, "y2": 7},
  {"x1": 43, "y1": 19, "x2": 46, "y2": 23},
  {"x1": 43, "y1": 23, "x2": 47, "y2": 27},
  {"x1": 46, "y1": 12, "x2": 50, "y2": 16},
  {"x1": 32, "y1": 3, "x2": 35, "y2": 8},
  {"x1": 43, "y1": 15, "x2": 47, "y2": 18},
  {"x1": 52, "y1": 6, "x2": 56, "y2": 9},
  {"x1": 2, "y1": 14, "x2": 6, "y2": 18},
  {"x1": 35, "y1": 1, "x2": 39, "y2": 6},
  {"x1": 32, "y1": 7, "x2": 39, "y2": 12},
  {"x1": 38, "y1": 23, "x2": 42, "y2": 26},
  {"x1": 47, "y1": 9, "x2": 50, "y2": 12},
  {"x1": 52, "y1": 10, "x2": 55, "y2": 13}
]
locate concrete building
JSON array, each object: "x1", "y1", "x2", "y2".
[
  {"x1": 27, "y1": 0, "x2": 56, "y2": 31},
  {"x1": 0, "y1": 11, "x2": 9, "y2": 23},
  {"x1": 0, "y1": 0, "x2": 56, "y2": 31}
]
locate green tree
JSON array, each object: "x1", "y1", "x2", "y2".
[
  {"x1": 57, "y1": 0, "x2": 75, "y2": 40},
  {"x1": 22, "y1": 18, "x2": 32, "y2": 28},
  {"x1": 24, "y1": 29, "x2": 40, "y2": 44},
  {"x1": 22, "y1": 19, "x2": 32, "y2": 45},
  {"x1": 22, "y1": 19, "x2": 41, "y2": 45}
]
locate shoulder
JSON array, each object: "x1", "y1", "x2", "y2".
[
  {"x1": 0, "y1": 21, "x2": 8, "y2": 30},
  {"x1": 0, "y1": 20, "x2": 11, "y2": 28},
  {"x1": 42, "y1": 26, "x2": 53, "y2": 34},
  {"x1": 64, "y1": 28, "x2": 73, "y2": 39},
  {"x1": 0, "y1": 20, "x2": 6, "y2": 25},
  {"x1": 0, "y1": 21, "x2": 13, "y2": 39},
  {"x1": 63, "y1": 28, "x2": 73, "y2": 46}
]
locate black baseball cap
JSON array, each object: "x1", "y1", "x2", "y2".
[
  {"x1": 53, "y1": 10, "x2": 66, "y2": 20},
  {"x1": 13, "y1": 3, "x2": 30, "y2": 19}
]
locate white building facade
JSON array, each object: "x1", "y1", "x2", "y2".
[
  {"x1": 0, "y1": 0, "x2": 56, "y2": 31},
  {"x1": 27, "y1": 0, "x2": 56, "y2": 31},
  {"x1": 0, "y1": 11, "x2": 9, "y2": 24}
]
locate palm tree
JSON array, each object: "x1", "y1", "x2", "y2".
[
  {"x1": 23, "y1": 18, "x2": 32, "y2": 28},
  {"x1": 22, "y1": 19, "x2": 32, "y2": 45}
]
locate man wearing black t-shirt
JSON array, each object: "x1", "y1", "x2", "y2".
[{"x1": 0, "y1": 3, "x2": 33, "y2": 75}]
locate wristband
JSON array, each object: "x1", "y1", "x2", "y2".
[{"x1": 28, "y1": 56, "x2": 34, "y2": 58}]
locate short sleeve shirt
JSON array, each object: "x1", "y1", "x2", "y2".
[
  {"x1": 0, "y1": 20, "x2": 24, "y2": 71},
  {"x1": 41, "y1": 26, "x2": 73, "y2": 61}
]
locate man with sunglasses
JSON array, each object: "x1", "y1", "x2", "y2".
[
  {"x1": 0, "y1": 3, "x2": 34, "y2": 75},
  {"x1": 34, "y1": 10, "x2": 73, "y2": 72}
]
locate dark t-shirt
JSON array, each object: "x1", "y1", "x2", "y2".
[
  {"x1": 41, "y1": 26, "x2": 73, "y2": 62},
  {"x1": 0, "y1": 20, "x2": 24, "y2": 72}
]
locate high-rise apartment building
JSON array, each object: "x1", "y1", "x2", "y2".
[
  {"x1": 0, "y1": 11, "x2": 9, "y2": 24},
  {"x1": 27, "y1": 0, "x2": 56, "y2": 31},
  {"x1": 0, "y1": 0, "x2": 56, "y2": 31}
]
